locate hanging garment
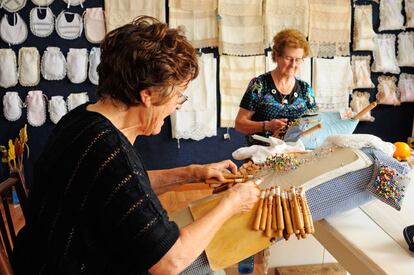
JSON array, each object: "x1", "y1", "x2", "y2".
[
  {"x1": 353, "y1": 4, "x2": 376, "y2": 51},
  {"x1": 1, "y1": 0, "x2": 26, "y2": 13},
  {"x1": 376, "y1": 75, "x2": 400, "y2": 106},
  {"x1": 0, "y1": 49, "x2": 18, "y2": 88},
  {"x1": 67, "y1": 92, "x2": 89, "y2": 111},
  {"x1": 397, "y1": 32, "x2": 414, "y2": 67},
  {"x1": 104, "y1": 0, "x2": 166, "y2": 32},
  {"x1": 63, "y1": 0, "x2": 85, "y2": 8},
  {"x1": 26, "y1": 90, "x2": 47, "y2": 127},
  {"x1": 378, "y1": 0, "x2": 404, "y2": 31},
  {"x1": 3, "y1": 91, "x2": 23, "y2": 122},
  {"x1": 350, "y1": 91, "x2": 375, "y2": 122},
  {"x1": 18, "y1": 47, "x2": 40, "y2": 87},
  {"x1": 312, "y1": 57, "x2": 353, "y2": 112},
  {"x1": 264, "y1": 0, "x2": 309, "y2": 47},
  {"x1": 66, "y1": 48, "x2": 88, "y2": 84},
  {"x1": 398, "y1": 73, "x2": 414, "y2": 103},
  {"x1": 29, "y1": 7, "x2": 54, "y2": 38},
  {"x1": 308, "y1": 0, "x2": 351, "y2": 57},
  {"x1": 170, "y1": 53, "x2": 217, "y2": 141},
  {"x1": 31, "y1": 0, "x2": 54, "y2": 5},
  {"x1": 88, "y1": 47, "x2": 100, "y2": 85},
  {"x1": 220, "y1": 55, "x2": 265, "y2": 127},
  {"x1": 55, "y1": 11, "x2": 83, "y2": 40},
  {"x1": 218, "y1": 0, "x2": 264, "y2": 56},
  {"x1": 83, "y1": 7, "x2": 106, "y2": 43},
  {"x1": 41, "y1": 47, "x2": 66, "y2": 80},
  {"x1": 351, "y1": 55, "x2": 374, "y2": 89},
  {"x1": 406, "y1": 0, "x2": 414, "y2": 28},
  {"x1": 371, "y1": 34, "x2": 400, "y2": 74},
  {"x1": 0, "y1": 13, "x2": 28, "y2": 45},
  {"x1": 265, "y1": 51, "x2": 311, "y2": 85},
  {"x1": 169, "y1": 0, "x2": 218, "y2": 49},
  {"x1": 48, "y1": 95, "x2": 67, "y2": 124}
]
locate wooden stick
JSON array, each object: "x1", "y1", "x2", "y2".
[
  {"x1": 300, "y1": 123, "x2": 322, "y2": 137},
  {"x1": 253, "y1": 190, "x2": 265, "y2": 231},
  {"x1": 352, "y1": 101, "x2": 377, "y2": 120},
  {"x1": 288, "y1": 190, "x2": 300, "y2": 237},
  {"x1": 260, "y1": 190, "x2": 270, "y2": 231},
  {"x1": 275, "y1": 186, "x2": 284, "y2": 237},
  {"x1": 281, "y1": 191, "x2": 293, "y2": 240},
  {"x1": 291, "y1": 187, "x2": 305, "y2": 236},
  {"x1": 299, "y1": 187, "x2": 315, "y2": 234},
  {"x1": 205, "y1": 178, "x2": 244, "y2": 185},
  {"x1": 265, "y1": 190, "x2": 274, "y2": 237},
  {"x1": 271, "y1": 187, "x2": 277, "y2": 231},
  {"x1": 298, "y1": 188, "x2": 312, "y2": 234},
  {"x1": 222, "y1": 173, "x2": 254, "y2": 180}
]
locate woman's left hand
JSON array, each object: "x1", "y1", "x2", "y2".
[{"x1": 189, "y1": 160, "x2": 238, "y2": 182}]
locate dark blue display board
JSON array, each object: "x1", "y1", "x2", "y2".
[{"x1": 0, "y1": 0, "x2": 413, "y2": 187}]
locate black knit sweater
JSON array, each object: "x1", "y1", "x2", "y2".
[{"x1": 12, "y1": 104, "x2": 179, "y2": 274}]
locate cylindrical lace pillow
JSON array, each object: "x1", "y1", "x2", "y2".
[
  {"x1": 397, "y1": 32, "x2": 414, "y2": 67},
  {"x1": 41, "y1": 47, "x2": 66, "y2": 80},
  {"x1": 376, "y1": 75, "x2": 400, "y2": 106},
  {"x1": 371, "y1": 34, "x2": 400, "y2": 74},
  {"x1": 378, "y1": 0, "x2": 404, "y2": 31},
  {"x1": 352, "y1": 55, "x2": 374, "y2": 89},
  {"x1": 18, "y1": 47, "x2": 41, "y2": 87},
  {"x1": 0, "y1": 49, "x2": 18, "y2": 88},
  {"x1": 67, "y1": 48, "x2": 88, "y2": 84},
  {"x1": 398, "y1": 73, "x2": 414, "y2": 103},
  {"x1": 350, "y1": 91, "x2": 375, "y2": 122}
]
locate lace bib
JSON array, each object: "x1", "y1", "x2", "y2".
[
  {"x1": 350, "y1": 91, "x2": 375, "y2": 122},
  {"x1": 0, "y1": 48, "x2": 18, "y2": 88},
  {"x1": 31, "y1": 0, "x2": 54, "y2": 6},
  {"x1": 398, "y1": 73, "x2": 414, "y2": 102},
  {"x1": 30, "y1": 7, "x2": 54, "y2": 37},
  {"x1": 371, "y1": 34, "x2": 400, "y2": 74},
  {"x1": 352, "y1": 55, "x2": 374, "y2": 89},
  {"x1": 353, "y1": 5, "x2": 376, "y2": 51},
  {"x1": 63, "y1": 0, "x2": 85, "y2": 8},
  {"x1": 397, "y1": 32, "x2": 414, "y2": 67},
  {"x1": 1, "y1": 0, "x2": 27, "y2": 12},
  {"x1": 378, "y1": 0, "x2": 404, "y2": 31},
  {"x1": 0, "y1": 13, "x2": 28, "y2": 45},
  {"x1": 376, "y1": 76, "x2": 400, "y2": 106},
  {"x1": 56, "y1": 11, "x2": 83, "y2": 40}
]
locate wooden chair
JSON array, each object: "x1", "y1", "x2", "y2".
[{"x1": 0, "y1": 172, "x2": 28, "y2": 275}]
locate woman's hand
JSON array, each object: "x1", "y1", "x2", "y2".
[
  {"x1": 266, "y1": 118, "x2": 288, "y2": 133},
  {"x1": 189, "y1": 160, "x2": 238, "y2": 182},
  {"x1": 222, "y1": 181, "x2": 260, "y2": 215}
]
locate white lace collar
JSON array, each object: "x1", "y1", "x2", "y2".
[
  {"x1": 55, "y1": 11, "x2": 83, "y2": 40},
  {"x1": 30, "y1": 7, "x2": 54, "y2": 37},
  {"x1": 0, "y1": 13, "x2": 28, "y2": 45},
  {"x1": 1, "y1": 0, "x2": 27, "y2": 13}
]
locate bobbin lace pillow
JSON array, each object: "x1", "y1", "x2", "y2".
[
  {"x1": 350, "y1": 91, "x2": 375, "y2": 122},
  {"x1": 371, "y1": 34, "x2": 400, "y2": 74},
  {"x1": 376, "y1": 75, "x2": 400, "y2": 106},
  {"x1": 0, "y1": 49, "x2": 18, "y2": 88}
]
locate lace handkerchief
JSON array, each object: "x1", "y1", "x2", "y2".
[
  {"x1": 218, "y1": 0, "x2": 264, "y2": 56},
  {"x1": 169, "y1": 0, "x2": 218, "y2": 49},
  {"x1": 353, "y1": 4, "x2": 376, "y2": 51},
  {"x1": 170, "y1": 53, "x2": 217, "y2": 141},
  {"x1": 378, "y1": 0, "x2": 404, "y2": 31},
  {"x1": 397, "y1": 32, "x2": 414, "y2": 67},
  {"x1": 308, "y1": 0, "x2": 351, "y2": 57},
  {"x1": 352, "y1": 55, "x2": 374, "y2": 89},
  {"x1": 264, "y1": 0, "x2": 309, "y2": 48},
  {"x1": 398, "y1": 73, "x2": 414, "y2": 103},
  {"x1": 220, "y1": 54, "x2": 265, "y2": 128},
  {"x1": 312, "y1": 57, "x2": 353, "y2": 112},
  {"x1": 376, "y1": 75, "x2": 400, "y2": 106},
  {"x1": 371, "y1": 34, "x2": 400, "y2": 74}
]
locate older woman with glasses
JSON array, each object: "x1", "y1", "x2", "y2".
[
  {"x1": 12, "y1": 16, "x2": 259, "y2": 274},
  {"x1": 235, "y1": 29, "x2": 317, "y2": 144}
]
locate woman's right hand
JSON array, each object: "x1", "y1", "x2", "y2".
[
  {"x1": 222, "y1": 181, "x2": 260, "y2": 215},
  {"x1": 266, "y1": 118, "x2": 288, "y2": 133}
]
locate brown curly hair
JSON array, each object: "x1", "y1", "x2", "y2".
[
  {"x1": 97, "y1": 16, "x2": 199, "y2": 106},
  {"x1": 271, "y1": 29, "x2": 309, "y2": 62}
]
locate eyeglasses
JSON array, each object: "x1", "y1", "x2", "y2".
[
  {"x1": 177, "y1": 93, "x2": 189, "y2": 105},
  {"x1": 282, "y1": 56, "x2": 304, "y2": 64}
]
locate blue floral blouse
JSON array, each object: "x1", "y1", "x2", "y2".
[{"x1": 240, "y1": 72, "x2": 317, "y2": 122}]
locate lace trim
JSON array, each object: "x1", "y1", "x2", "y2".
[
  {"x1": 169, "y1": 0, "x2": 217, "y2": 11},
  {"x1": 219, "y1": 1, "x2": 262, "y2": 16},
  {"x1": 220, "y1": 41, "x2": 265, "y2": 56},
  {"x1": 41, "y1": 47, "x2": 67, "y2": 80},
  {"x1": 18, "y1": 47, "x2": 41, "y2": 87},
  {"x1": 376, "y1": 75, "x2": 400, "y2": 106},
  {"x1": 397, "y1": 31, "x2": 414, "y2": 67},
  {"x1": 309, "y1": 41, "x2": 350, "y2": 58},
  {"x1": 191, "y1": 38, "x2": 218, "y2": 49},
  {"x1": 352, "y1": 5, "x2": 376, "y2": 51},
  {"x1": 0, "y1": 49, "x2": 18, "y2": 88},
  {"x1": 378, "y1": 0, "x2": 404, "y2": 31},
  {"x1": 29, "y1": 7, "x2": 54, "y2": 38},
  {"x1": 174, "y1": 127, "x2": 216, "y2": 141},
  {"x1": 351, "y1": 55, "x2": 374, "y2": 89},
  {"x1": 0, "y1": 13, "x2": 28, "y2": 45},
  {"x1": 371, "y1": 34, "x2": 400, "y2": 74}
]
